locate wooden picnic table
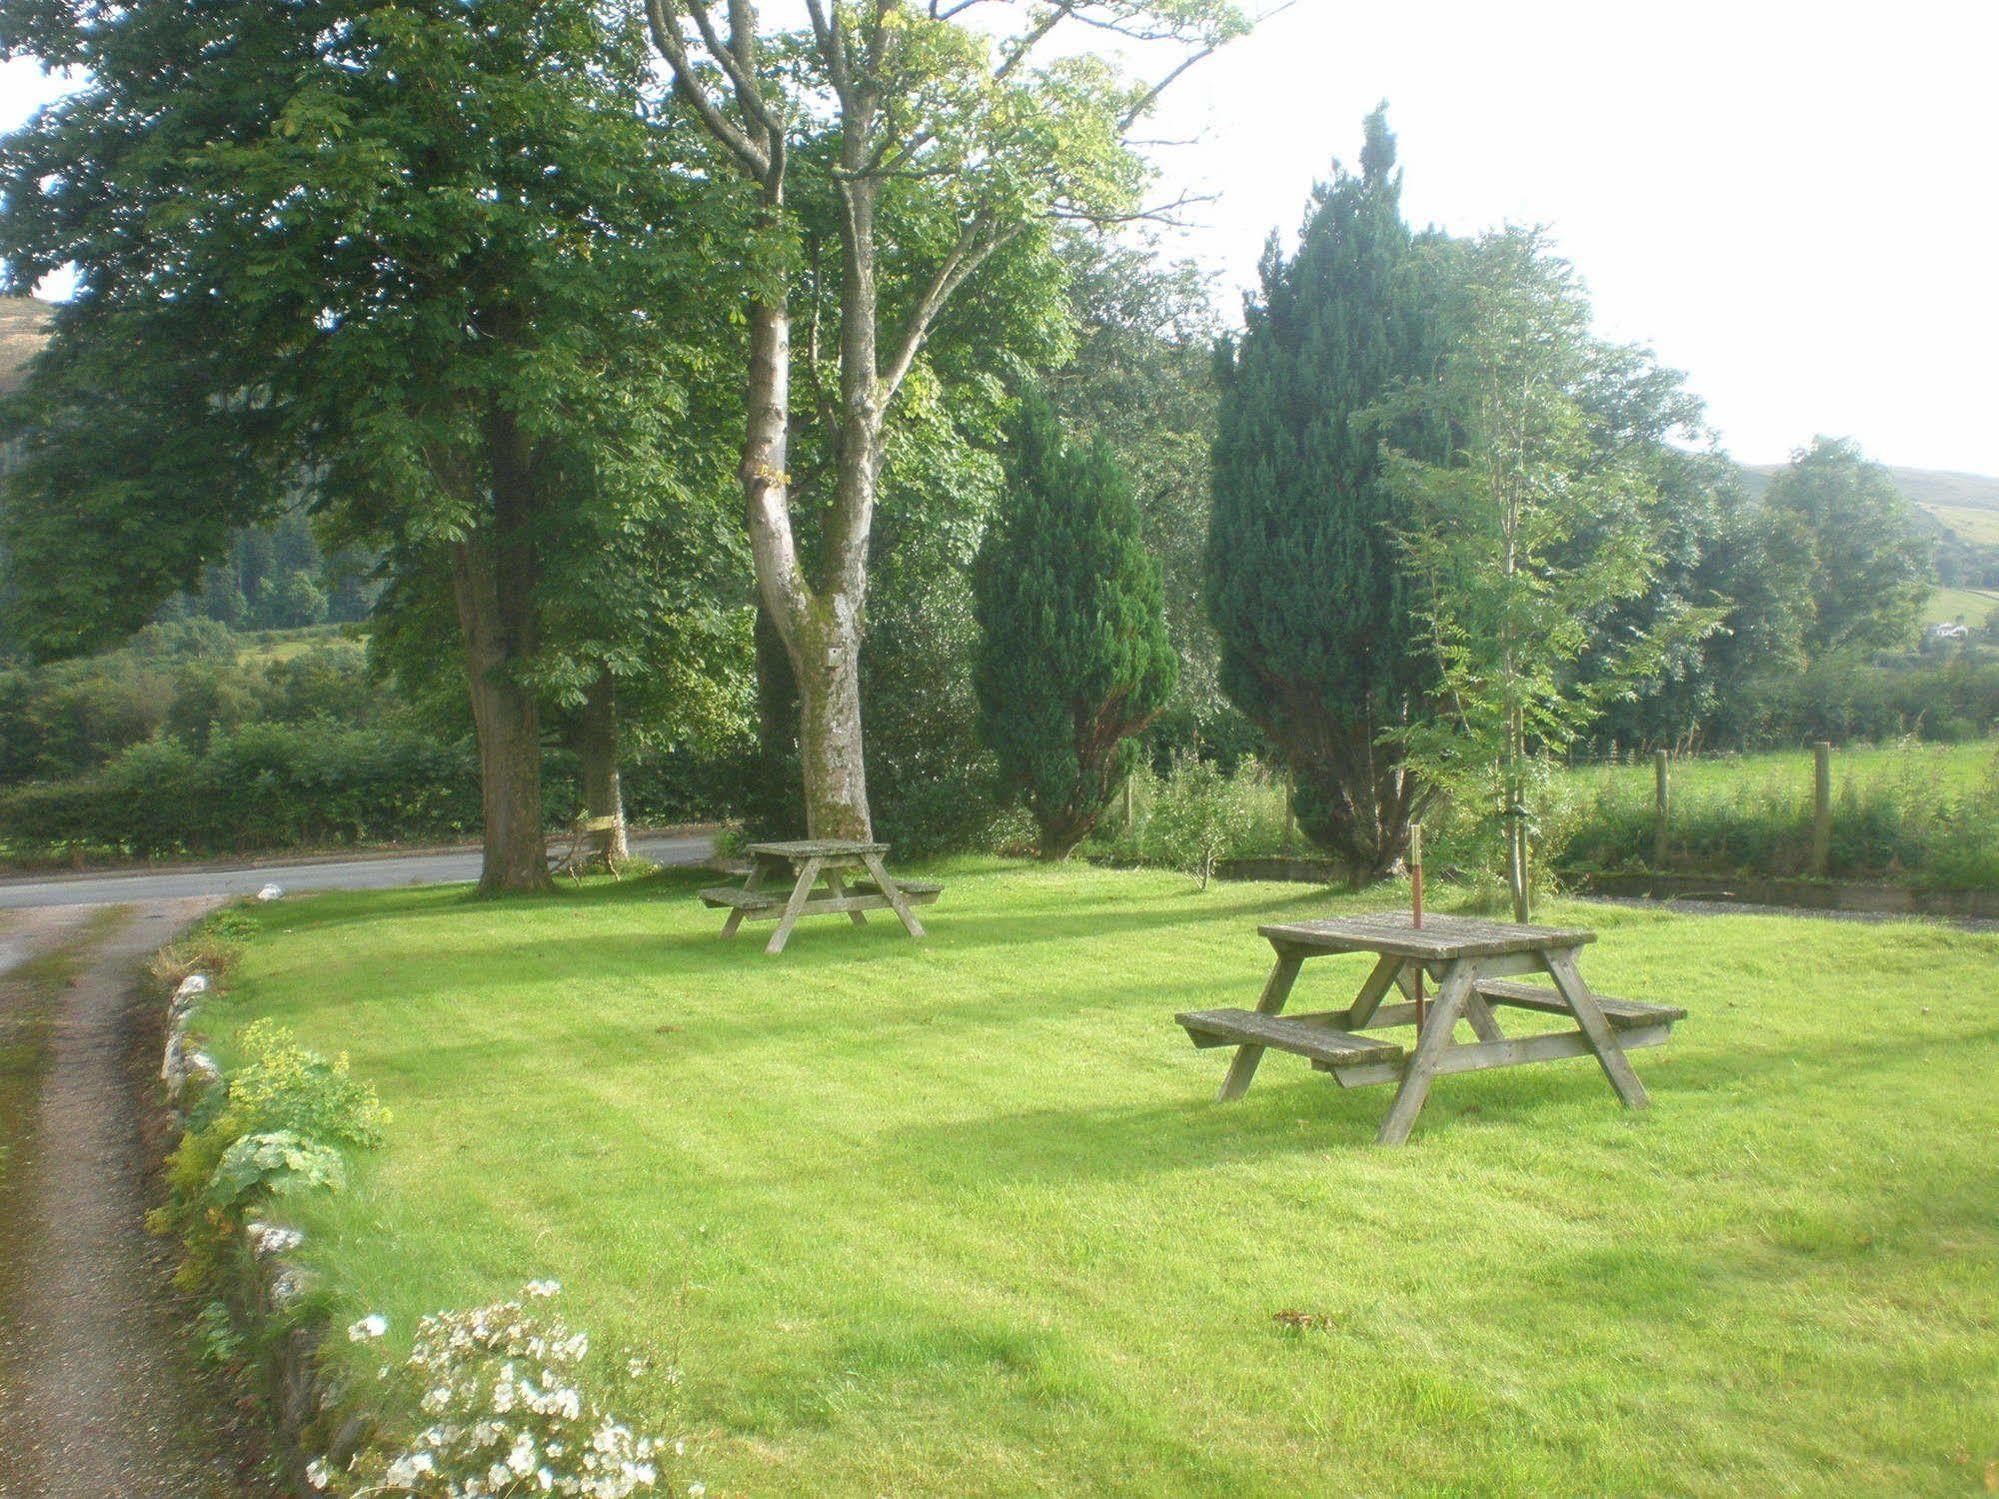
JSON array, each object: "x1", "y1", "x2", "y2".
[
  {"x1": 699, "y1": 839, "x2": 941, "y2": 956},
  {"x1": 1177, "y1": 912, "x2": 1684, "y2": 1145}
]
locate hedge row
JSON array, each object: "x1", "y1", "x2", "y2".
[{"x1": 0, "y1": 723, "x2": 482, "y2": 858}]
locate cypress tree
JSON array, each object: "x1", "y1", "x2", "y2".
[
  {"x1": 1207, "y1": 106, "x2": 1448, "y2": 881},
  {"x1": 974, "y1": 392, "x2": 1177, "y2": 859}
]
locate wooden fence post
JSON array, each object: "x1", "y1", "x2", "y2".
[
  {"x1": 1124, "y1": 774, "x2": 1134, "y2": 836},
  {"x1": 1653, "y1": 749, "x2": 1670, "y2": 869},
  {"x1": 1810, "y1": 741, "x2": 1833, "y2": 877},
  {"x1": 1283, "y1": 768, "x2": 1296, "y2": 852}
]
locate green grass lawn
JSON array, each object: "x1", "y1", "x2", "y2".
[{"x1": 213, "y1": 863, "x2": 1999, "y2": 1496}]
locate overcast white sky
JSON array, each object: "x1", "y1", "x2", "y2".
[
  {"x1": 1143, "y1": 0, "x2": 1999, "y2": 474},
  {"x1": 5, "y1": 0, "x2": 1996, "y2": 472}
]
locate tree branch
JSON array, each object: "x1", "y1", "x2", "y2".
[
  {"x1": 879, "y1": 217, "x2": 1021, "y2": 403},
  {"x1": 681, "y1": 0, "x2": 787, "y2": 148},
  {"x1": 643, "y1": 0, "x2": 768, "y2": 177}
]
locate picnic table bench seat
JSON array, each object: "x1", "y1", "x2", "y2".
[
  {"x1": 1176, "y1": 1008, "x2": 1406, "y2": 1068},
  {"x1": 854, "y1": 876, "x2": 943, "y2": 901},
  {"x1": 696, "y1": 877, "x2": 942, "y2": 912},
  {"x1": 1473, "y1": 978, "x2": 1686, "y2": 1029},
  {"x1": 698, "y1": 885, "x2": 786, "y2": 912}
]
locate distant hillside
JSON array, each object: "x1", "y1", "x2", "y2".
[
  {"x1": 1888, "y1": 467, "x2": 1999, "y2": 547},
  {"x1": 0, "y1": 296, "x2": 53, "y2": 397},
  {"x1": 1736, "y1": 459, "x2": 1999, "y2": 548}
]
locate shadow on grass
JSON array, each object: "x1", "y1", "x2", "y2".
[
  {"x1": 866, "y1": 1090, "x2": 1393, "y2": 1179},
  {"x1": 270, "y1": 864, "x2": 721, "y2": 929},
  {"x1": 259, "y1": 859, "x2": 1344, "y2": 953}
]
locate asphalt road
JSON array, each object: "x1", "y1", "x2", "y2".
[{"x1": 0, "y1": 832, "x2": 716, "y2": 910}]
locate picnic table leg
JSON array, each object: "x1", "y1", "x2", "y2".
[
  {"x1": 822, "y1": 867, "x2": 869, "y2": 927},
  {"x1": 1342, "y1": 953, "x2": 1406, "y2": 1030},
  {"x1": 1545, "y1": 950, "x2": 1650, "y2": 1109},
  {"x1": 1394, "y1": 960, "x2": 1504, "y2": 1041},
  {"x1": 720, "y1": 858, "x2": 768, "y2": 940},
  {"x1": 1219, "y1": 945, "x2": 1304, "y2": 1102},
  {"x1": 861, "y1": 853, "x2": 926, "y2": 940},
  {"x1": 1376, "y1": 958, "x2": 1476, "y2": 1146},
  {"x1": 765, "y1": 857, "x2": 823, "y2": 956}
]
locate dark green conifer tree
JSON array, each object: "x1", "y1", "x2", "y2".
[
  {"x1": 1207, "y1": 107, "x2": 1448, "y2": 880},
  {"x1": 974, "y1": 392, "x2": 1177, "y2": 859}
]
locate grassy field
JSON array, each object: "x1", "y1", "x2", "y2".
[
  {"x1": 208, "y1": 863, "x2": 1998, "y2": 1496},
  {"x1": 1111, "y1": 738, "x2": 1999, "y2": 889},
  {"x1": 1926, "y1": 584, "x2": 1999, "y2": 628},
  {"x1": 1922, "y1": 504, "x2": 1999, "y2": 547},
  {"x1": 229, "y1": 623, "x2": 354, "y2": 664},
  {"x1": 1558, "y1": 739, "x2": 1999, "y2": 888},
  {"x1": 1573, "y1": 739, "x2": 1999, "y2": 803}
]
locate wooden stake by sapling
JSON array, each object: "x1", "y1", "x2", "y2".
[{"x1": 1409, "y1": 821, "x2": 1425, "y2": 1029}]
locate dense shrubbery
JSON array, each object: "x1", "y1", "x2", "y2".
[
  {"x1": 0, "y1": 723, "x2": 738, "y2": 863},
  {"x1": 0, "y1": 620, "x2": 372, "y2": 785},
  {"x1": 1087, "y1": 738, "x2": 1999, "y2": 893},
  {"x1": 1089, "y1": 757, "x2": 1283, "y2": 877},
  {"x1": 153, "y1": 1003, "x2": 390, "y2": 1289},
  {"x1": 1139, "y1": 756, "x2": 1256, "y2": 890},
  {"x1": 0, "y1": 617, "x2": 741, "y2": 863}
]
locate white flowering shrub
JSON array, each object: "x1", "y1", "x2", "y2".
[{"x1": 311, "y1": 1283, "x2": 680, "y2": 1499}]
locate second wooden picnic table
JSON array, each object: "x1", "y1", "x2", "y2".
[
  {"x1": 699, "y1": 840, "x2": 941, "y2": 955},
  {"x1": 1178, "y1": 912, "x2": 1684, "y2": 1144}
]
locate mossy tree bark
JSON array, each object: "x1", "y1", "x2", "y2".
[{"x1": 576, "y1": 671, "x2": 628, "y2": 865}]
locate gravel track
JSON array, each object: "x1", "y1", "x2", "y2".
[{"x1": 0, "y1": 899, "x2": 277, "y2": 1498}]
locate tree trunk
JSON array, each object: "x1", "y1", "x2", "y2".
[
  {"x1": 1036, "y1": 823, "x2": 1086, "y2": 862},
  {"x1": 738, "y1": 275, "x2": 878, "y2": 844},
  {"x1": 577, "y1": 671, "x2": 628, "y2": 865},
  {"x1": 451, "y1": 534, "x2": 551, "y2": 896},
  {"x1": 745, "y1": 604, "x2": 802, "y2": 838},
  {"x1": 1289, "y1": 717, "x2": 1428, "y2": 885},
  {"x1": 790, "y1": 606, "x2": 872, "y2": 841},
  {"x1": 1509, "y1": 811, "x2": 1530, "y2": 922}
]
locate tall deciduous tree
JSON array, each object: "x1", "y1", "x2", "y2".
[
  {"x1": 1379, "y1": 229, "x2": 1721, "y2": 920},
  {"x1": 644, "y1": 0, "x2": 1243, "y2": 841},
  {"x1": 974, "y1": 392, "x2": 1175, "y2": 858},
  {"x1": 1207, "y1": 108, "x2": 1449, "y2": 881},
  {"x1": 1765, "y1": 436, "x2": 1932, "y2": 656},
  {"x1": 0, "y1": 0, "x2": 725, "y2": 892}
]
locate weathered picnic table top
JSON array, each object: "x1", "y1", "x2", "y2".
[
  {"x1": 746, "y1": 839, "x2": 888, "y2": 861},
  {"x1": 1258, "y1": 911, "x2": 1596, "y2": 960}
]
